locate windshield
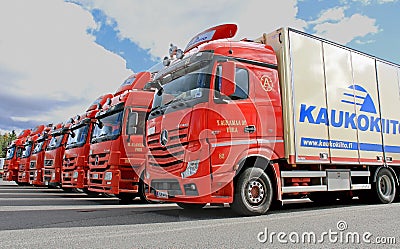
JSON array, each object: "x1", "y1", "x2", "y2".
[
  {"x1": 32, "y1": 140, "x2": 45, "y2": 154},
  {"x1": 21, "y1": 143, "x2": 33, "y2": 158},
  {"x1": 152, "y1": 68, "x2": 210, "y2": 110},
  {"x1": 121, "y1": 76, "x2": 136, "y2": 87},
  {"x1": 47, "y1": 134, "x2": 64, "y2": 150},
  {"x1": 91, "y1": 110, "x2": 123, "y2": 143},
  {"x1": 66, "y1": 124, "x2": 89, "y2": 149},
  {"x1": 6, "y1": 146, "x2": 16, "y2": 160}
]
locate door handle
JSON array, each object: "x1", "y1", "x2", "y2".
[{"x1": 244, "y1": 125, "x2": 256, "y2": 133}]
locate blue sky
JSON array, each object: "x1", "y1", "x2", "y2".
[{"x1": 0, "y1": 0, "x2": 399, "y2": 132}]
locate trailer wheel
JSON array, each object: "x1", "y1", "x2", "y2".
[
  {"x1": 177, "y1": 203, "x2": 206, "y2": 209},
  {"x1": 373, "y1": 168, "x2": 396, "y2": 204},
  {"x1": 231, "y1": 168, "x2": 273, "y2": 216}
]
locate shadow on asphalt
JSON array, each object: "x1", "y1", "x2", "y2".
[{"x1": 0, "y1": 183, "x2": 386, "y2": 231}]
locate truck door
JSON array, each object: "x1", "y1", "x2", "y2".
[{"x1": 207, "y1": 61, "x2": 257, "y2": 180}]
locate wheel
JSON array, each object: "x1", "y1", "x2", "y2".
[
  {"x1": 373, "y1": 168, "x2": 396, "y2": 204},
  {"x1": 231, "y1": 167, "x2": 273, "y2": 216},
  {"x1": 116, "y1": 193, "x2": 137, "y2": 204},
  {"x1": 308, "y1": 192, "x2": 338, "y2": 204},
  {"x1": 177, "y1": 203, "x2": 206, "y2": 209},
  {"x1": 138, "y1": 173, "x2": 153, "y2": 204}
]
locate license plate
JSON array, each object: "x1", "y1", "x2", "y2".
[
  {"x1": 92, "y1": 173, "x2": 99, "y2": 179},
  {"x1": 155, "y1": 190, "x2": 168, "y2": 199}
]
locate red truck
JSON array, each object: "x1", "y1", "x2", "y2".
[
  {"x1": 43, "y1": 123, "x2": 69, "y2": 188},
  {"x1": 145, "y1": 24, "x2": 400, "y2": 215},
  {"x1": 87, "y1": 72, "x2": 154, "y2": 202},
  {"x1": 62, "y1": 94, "x2": 112, "y2": 191},
  {"x1": 3, "y1": 129, "x2": 31, "y2": 183},
  {"x1": 18, "y1": 125, "x2": 46, "y2": 185},
  {"x1": 29, "y1": 125, "x2": 53, "y2": 186}
]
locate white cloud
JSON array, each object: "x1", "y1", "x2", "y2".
[
  {"x1": 309, "y1": 6, "x2": 347, "y2": 24},
  {"x1": 0, "y1": 0, "x2": 132, "y2": 128},
  {"x1": 376, "y1": 0, "x2": 399, "y2": 3},
  {"x1": 72, "y1": 0, "x2": 307, "y2": 58},
  {"x1": 310, "y1": 7, "x2": 379, "y2": 44},
  {"x1": 343, "y1": 0, "x2": 398, "y2": 4},
  {"x1": 352, "y1": 0, "x2": 372, "y2": 4}
]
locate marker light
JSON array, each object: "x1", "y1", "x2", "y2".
[
  {"x1": 176, "y1": 49, "x2": 184, "y2": 59},
  {"x1": 163, "y1": 56, "x2": 171, "y2": 66}
]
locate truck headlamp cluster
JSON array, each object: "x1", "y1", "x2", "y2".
[
  {"x1": 104, "y1": 172, "x2": 113, "y2": 181},
  {"x1": 181, "y1": 160, "x2": 200, "y2": 178}
]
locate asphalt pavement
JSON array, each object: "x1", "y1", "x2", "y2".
[{"x1": 0, "y1": 178, "x2": 399, "y2": 248}]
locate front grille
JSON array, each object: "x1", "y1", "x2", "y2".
[
  {"x1": 44, "y1": 169, "x2": 52, "y2": 176},
  {"x1": 63, "y1": 157, "x2": 76, "y2": 169},
  {"x1": 44, "y1": 159, "x2": 53, "y2": 166},
  {"x1": 147, "y1": 127, "x2": 188, "y2": 171},
  {"x1": 88, "y1": 153, "x2": 109, "y2": 169}
]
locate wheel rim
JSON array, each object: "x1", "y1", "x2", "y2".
[
  {"x1": 379, "y1": 175, "x2": 393, "y2": 197},
  {"x1": 246, "y1": 179, "x2": 266, "y2": 205}
]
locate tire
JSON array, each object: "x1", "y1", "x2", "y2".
[
  {"x1": 138, "y1": 174, "x2": 153, "y2": 204},
  {"x1": 177, "y1": 203, "x2": 206, "y2": 209},
  {"x1": 372, "y1": 168, "x2": 396, "y2": 204},
  {"x1": 231, "y1": 167, "x2": 273, "y2": 216}
]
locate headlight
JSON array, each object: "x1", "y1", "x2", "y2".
[
  {"x1": 104, "y1": 172, "x2": 113, "y2": 181},
  {"x1": 181, "y1": 160, "x2": 199, "y2": 178},
  {"x1": 51, "y1": 172, "x2": 56, "y2": 180},
  {"x1": 73, "y1": 171, "x2": 79, "y2": 179},
  {"x1": 34, "y1": 171, "x2": 38, "y2": 177}
]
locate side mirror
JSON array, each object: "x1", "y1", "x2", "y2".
[
  {"x1": 220, "y1": 61, "x2": 236, "y2": 97},
  {"x1": 69, "y1": 131, "x2": 75, "y2": 139},
  {"x1": 97, "y1": 120, "x2": 104, "y2": 129}
]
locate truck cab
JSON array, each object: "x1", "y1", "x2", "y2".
[
  {"x1": 29, "y1": 125, "x2": 53, "y2": 186},
  {"x1": 18, "y1": 125, "x2": 46, "y2": 185},
  {"x1": 87, "y1": 72, "x2": 154, "y2": 202},
  {"x1": 3, "y1": 129, "x2": 31, "y2": 183},
  {"x1": 146, "y1": 24, "x2": 400, "y2": 215},
  {"x1": 62, "y1": 94, "x2": 112, "y2": 191},
  {"x1": 43, "y1": 123, "x2": 69, "y2": 188}
]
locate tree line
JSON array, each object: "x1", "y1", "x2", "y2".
[{"x1": 0, "y1": 131, "x2": 17, "y2": 158}]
